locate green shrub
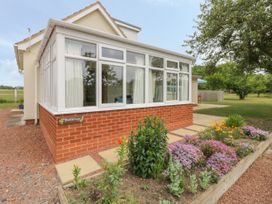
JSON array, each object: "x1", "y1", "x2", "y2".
[
  {"x1": 188, "y1": 174, "x2": 198, "y2": 194},
  {"x1": 199, "y1": 171, "x2": 212, "y2": 190},
  {"x1": 225, "y1": 114, "x2": 244, "y2": 128},
  {"x1": 160, "y1": 200, "x2": 172, "y2": 204},
  {"x1": 72, "y1": 165, "x2": 87, "y2": 190},
  {"x1": 98, "y1": 137, "x2": 127, "y2": 204},
  {"x1": 128, "y1": 116, "x2": 168, "y2": 179},
  {"x1": 164, "y1": 156, "x2": 184, "y2": 197},
  {"x1": 199, "y1": 128, "x2": 215, "y2": 140}
]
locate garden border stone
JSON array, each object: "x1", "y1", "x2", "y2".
[{"x1": 191, "y1": 136, "x2": 272, "y2": 204}]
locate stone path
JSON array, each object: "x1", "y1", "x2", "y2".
[{"x1": 56, "y1": 114, "x2": 225, "y2": 185}]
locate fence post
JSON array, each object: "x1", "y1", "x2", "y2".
[{"x1": 14, "y1": 89, "x2": 17, "y2": 103}]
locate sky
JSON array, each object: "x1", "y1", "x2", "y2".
[{"x1": 0, "y1": 0, "x2": 203, "y2": 87}]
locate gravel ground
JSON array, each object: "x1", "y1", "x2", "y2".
[
  {"x1": 219, "y1": 146, "x2": 272, "y2": 204},
  {"x1": 0, "y1": 109, "x2": 60, "y2": 204}
]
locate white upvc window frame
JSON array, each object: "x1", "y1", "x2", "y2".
[
  {"x1": 148, "y1": 67, "x2": 165, "y2": 104},
  {"x1": 126, "y1": 50, "x2": 146, "y2": 67},
  {"x1": 149, "y1": 55, "x2": 164, "y2": 69},
  {"x1": 166, "y1": 58, "x2": 179, "y2": 70},
  {"x1": 166, "y1": 70, "x2": 179, "y2": 102},
  {"x1": 99, "y1": 44, "x2": 126, "y2": 63},
  {"x1": 64, "y1": 37, "x2": 99, "y2": 110},
  {"x1": 99, "y1": 61, "x2": 126, "y2": 108}
]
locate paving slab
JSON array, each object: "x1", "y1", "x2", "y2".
[
  {"x1": 193, "y1": 113, "x2": 225, "y2": 126},
  {"x1": 193, "y1": 104, "x2": 229, "y2": 111},
  {"x1": 171, "y1": 128, "x2": 198, "y2": 136},
  {"x1": 167, "y1": 133, "x2": 184, "y2": 144},
  {"x1": 99, "y1": 147, "x2": 119, "y2": 163},
  {"x1": 55, "y1": 155, "x2": 101, "y2": 185},
  {"x1": 186, "y1": 124, "x2": 207, "y2": 132}
]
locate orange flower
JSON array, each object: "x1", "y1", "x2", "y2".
[{"x1": 117, "y1": 137, "x2": 122, "y2": 145}]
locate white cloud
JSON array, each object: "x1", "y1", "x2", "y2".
[{"x1": 0, "y1": 59, "x2": 23, "y2": 87}]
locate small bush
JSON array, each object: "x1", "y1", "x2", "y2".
[
  {"x1": 207, "y1": 153, "x2": 237, "y2": 177},
  {"x1": 164, "y1": 156, "x2": 184, "y2": 197},
  {"x1": 184, "y1": 135, "x2": 200, "y2": 145},
  {"x1": 199, "y1": 128, "x2": 215, "y2": 140},
  {"x1": 243, "y1": 125, "x2": 269, "y2": 141},
  {"x1": 188, "y1": 174, "x2": 198, "y2": 194},
  {"x1": 169, "y1": 142, "x2": 204, "y2": 170},
  {"x1": 236, "y1": 143, "x2": 254, "y2": 158},
  {"x1": 128, "y1": 116, "x2": 168, "y2": 179},
  {"x1": 72, "y1": 165, "x2": 87, "y2": 190},
  {"x1": 225, "y1": 114, "x2": 244, "y2": 128},
  {"x1": 199, "y1": 170, "x2": 212, "y2": 190},
  {"x1": 200, "y1": 140, "x2": 237, "y2": 159}
]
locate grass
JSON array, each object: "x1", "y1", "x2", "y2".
[
  {"x1": 195, "y1": 93, "x2": 272, "y2": 131},
  {"x1": 0, "y1": 89, "x2": 23, "y2": 102},
  {"x1": 0, "y1": 103, "x2": 18, "y2": 110}
]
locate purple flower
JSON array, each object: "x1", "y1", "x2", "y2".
[
  {"x1": 200, "y1": 140, "x2": 237, "y2": 160},
  {"x1": 184, "y1": 134, "x2": 200, "y2": 146},
  {"x1": 207, "y1": 153, "x2": 237, "y2": 177},
  {"x1": 243, "y1": 126, "x2": 270, "y2": 141},
  {"x1": 169, "y1": 142, "x2": 204, "y2": 170}
]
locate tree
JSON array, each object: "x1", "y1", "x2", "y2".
[
  {"x1": 248, "y1": 74, "x2": 267, "y2": 97},
  {"x1": 185, "y1": 0, "x2": 272, "y2": 73}
]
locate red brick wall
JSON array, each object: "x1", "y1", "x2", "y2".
[{"x1": 39, "y1": 104, "x2": 193, "y2": 163}]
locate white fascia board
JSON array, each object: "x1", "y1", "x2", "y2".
[
  {"x1": 37, "y1": 19, "x2": 195, "y2": 64},
  {"x1": 115, "y1": 21, "x2": 141, "y2": 32},
  {"x1": 15, "y1": 33, "x2": 44, "y2": 51},
  {"x1": 65, "y1": 4, "x2": 125, "y2": 38}
]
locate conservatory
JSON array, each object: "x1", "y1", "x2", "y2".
[{"x1": 37, "y1": 19, "x2": 195, "y2": 162}]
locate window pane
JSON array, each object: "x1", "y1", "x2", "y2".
[
  {"x1": 149, "y1": 56, "x2": 164, "y2": 68},
  {"x1": 102, "y1": 47, "x2": 124, "y2": 60},
  {"x1": 149, "y1": 70, "x2": 163, "y2": 102},
  {"x1": 65, "y1": 59, "x2": 96, "y2": 108},
  {"x1": 179, "y1": 74, "x2": 189, "y2": 101},
  {"x1": 167, "y1": 73, "x2": 178, "y2": 101},
  {"x1": 127, "y1": 51, "x2": 145, "y2": 66},
  {"x1": 66, "y1": 39, "x2": 96, "y2": 58},
  {"x1": 102, "y1": 64, "x2": 123, "y2": 104},
  {"x1": 180, "y1": 62, "x2": 189, "y2": 72},
  {"x1": 167, "y1": 60, "x2": 178, "y2": 69},
  {"x1": 126, "y1": 66, "x2": 145, "y2": 104}
]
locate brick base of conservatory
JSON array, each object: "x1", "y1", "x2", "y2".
[{"x1": 39, "y1": 104, "x2": 193, "y2": 163}]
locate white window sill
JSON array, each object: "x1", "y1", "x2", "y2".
[{"x1": 39, "y1": 101, "x2": 193, "y2": 116}]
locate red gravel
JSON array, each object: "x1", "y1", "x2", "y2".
[
  {"x1": 219, "y1": 146, "x2": 272, "y2": 204},
  {"x1": 0, "y1": 109, "x2": 60, "y2": 203}
]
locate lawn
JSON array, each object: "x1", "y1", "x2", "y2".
[
  {"x1": 195, "y1": 93, "x2": 272, "y2": 131},
  {"x1": 0, "y1": 89, "x2": 23, "y2": 103},
  {"x1": 0, "y1": 103, "x2": 18, "y2": 110}
]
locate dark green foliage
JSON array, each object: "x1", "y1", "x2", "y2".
[
  {"x1": 185, "y1": 0, "x2": 272, "y2": 74},
  {"x1": 225, "y1": 114, "x2": 245, "y2": 128},
  {"x1": 128, "y1": 116, "x2": 168, "y2": 179}
]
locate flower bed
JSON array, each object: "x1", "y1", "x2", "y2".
[{"x1": 63, "y1": 115, "x2": 271, "y2": 204}]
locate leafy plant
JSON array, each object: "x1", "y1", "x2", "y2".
[
  {"x1": 79, "y1": 191, "x2": 89, "y2": 203},
  {"x1": 199, "y1": 171, "x2": 212, "y2": 190},
  {"x1": 164, "y1": 156, "x2": 184, "y2": 197},
  {"x1": 188, "y1": 174, "x2": 198, "y2": 194},
  {"x1": 199, "y1": 128, "x2": 215, "y2": 140},
  {"x1": 72, "y1": 165, "x2": 87, "y2": 190},
  {"x1": 236, "y1": 143, "x2": 254, "y2": 158},
  {"x1": 140, "y1": 184, "x2": 149, "y2": 191},
  {"x1": 128, "y1": 116, "x2": 168, "y2": 179},
  {"x1": 225, "y1": 115, "x2": 245, "y2": 128},
  {"x1": 200, "y1": 140, "x2": 237, "y2": 159},
  {"x1": 97, "y1": 137, "x2": 127, "y2": 204},
  {"x1": 168, "y1": 142, "x2": 204, "y2": 170}
]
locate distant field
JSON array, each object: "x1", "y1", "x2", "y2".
[
  {"x1": 0, "y1": 89, "x2": 23, "y2": 103},
  {"x1": 195, "y1": 93, "x2": 272, "y2": 131}
]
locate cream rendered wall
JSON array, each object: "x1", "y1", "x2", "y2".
[
  {"x1": 22, "y1": 42, "x2": 41, "y2": 120},
  {"x1": 74, "y1": 10, "x2": 118, "y2": 35},
  {"x1": 192, "y1": 78, "x2": 198, "y2": 104},
  {"x1": 119, "y1": 26, "x2": 138, "y2": 41}
]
